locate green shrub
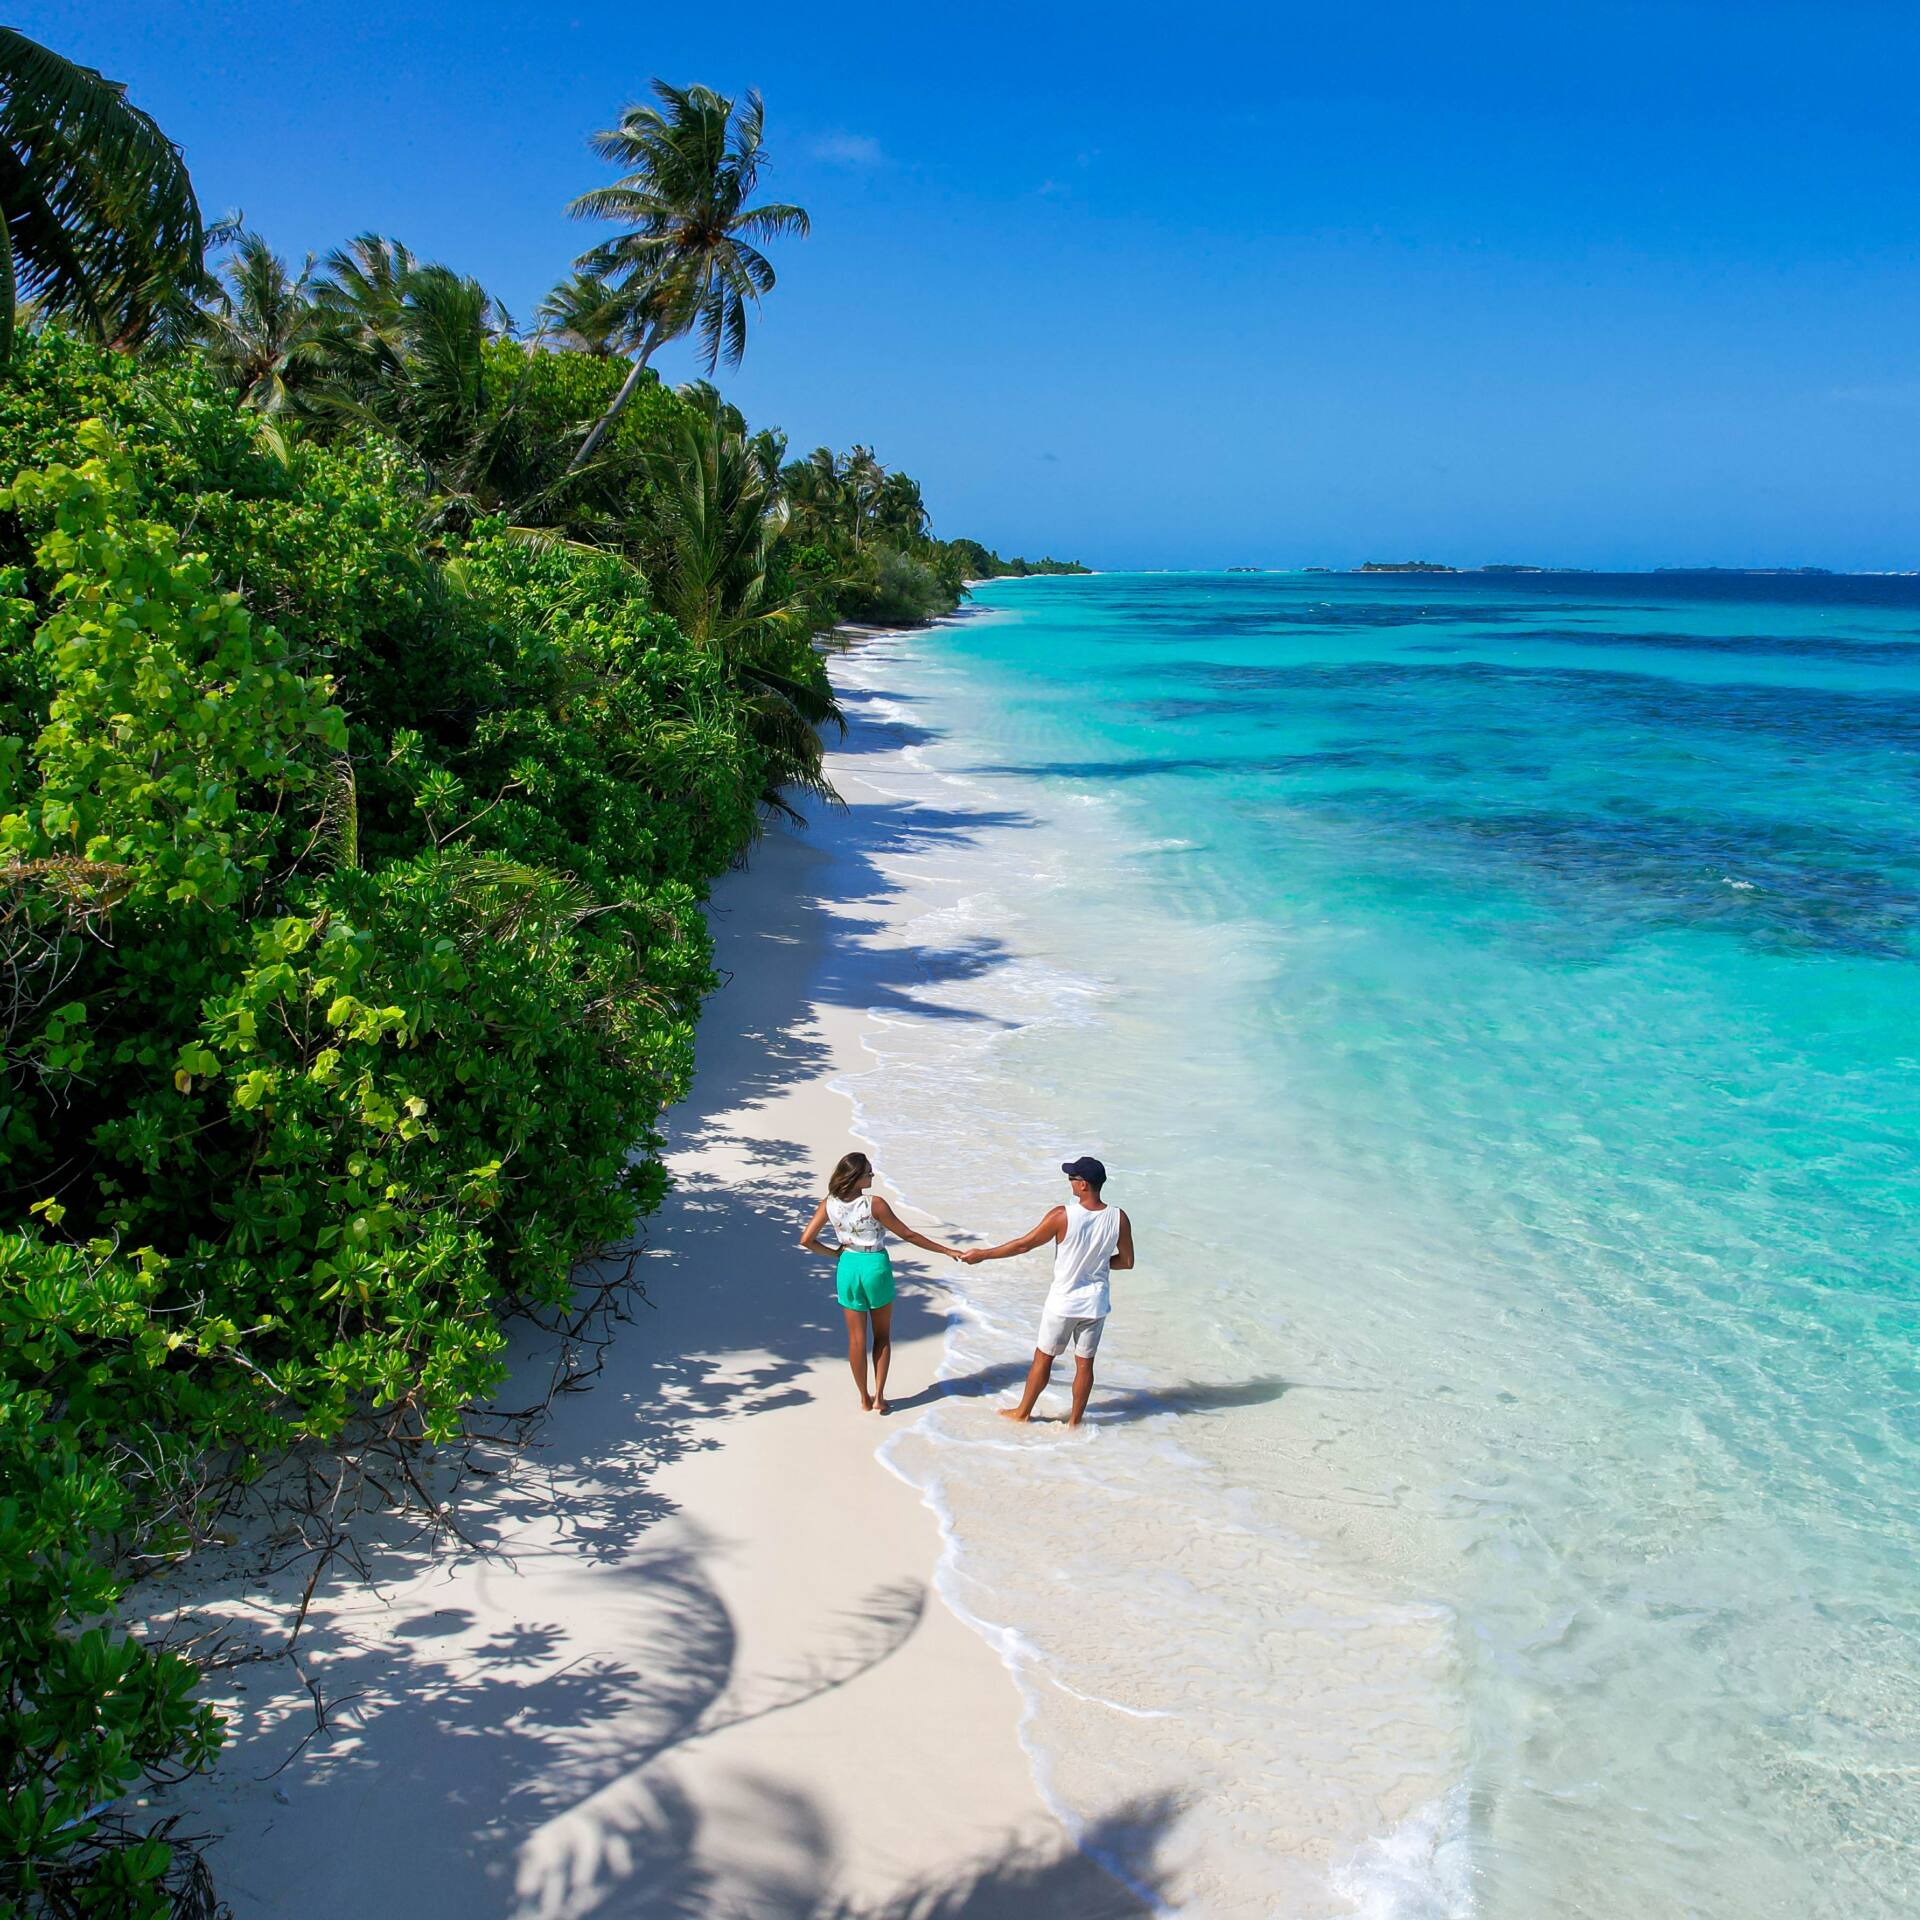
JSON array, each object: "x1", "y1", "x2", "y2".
[
  {"x1": 849, "y1": 548, "x2": 950, "y2": 626},
  {"x1": 0, "y1": 430, "x2": 330, "y2": 1917}
]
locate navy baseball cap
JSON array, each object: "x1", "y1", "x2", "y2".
[{"x1": 1061, "y1": 1155, "x2": 1107, "y2": 1185}]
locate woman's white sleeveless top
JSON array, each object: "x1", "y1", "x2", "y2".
[
  {"x1": 1046, "y1": 1202, "x2": 1121, "y2": 1318},
  {"x1": 825, "y1": 1193, "x2": 885, "y2": 1251}
]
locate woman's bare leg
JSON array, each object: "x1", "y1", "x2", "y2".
[
  {"x1": 844, "y1": 1307, "x2": 872, "y2": 1409},
  {"x1": 870, "y1": 1304, "x2": 894, "y2": 1413}
]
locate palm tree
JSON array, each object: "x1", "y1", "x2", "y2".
[
  {"x1": 0, "y1": 28, "x2": 206, "y2": 361},
  {"x1": 644, "y1": 382, "x2": 841, "y2": 819},
  {"x1": 377, "y1": 263, "x2": 500, "y2": 462},
  {"x1": 203, "y1": 233, "x2": 319, "y2": 413},
  {"x1": 843, "y1": 446, "x2": 886, "y2": 542},
  {"x1": 874, "y1": 469, "x2": 928, "y2": 541},
  {"x1": 642, "y1": 381, "x2": 786, "y2": 643},
  {"x1": 307, "y1": 240, "x2": 505, "y2": 453},
  {"x1": 778, "y1": 446, "x2": 840, "y2": 537},
  {"x1": 536, "y1": 270, "x2": 628, "y2": 357},
  {"x1": 564, "y1": 82, "x2": 809, "y2": 471},
  {"x1": 310, "y1": 251, "x2": 517, "y2": 502},
  {"x1": 308, "y1": 233, "x2": 420, "y2": 386}
]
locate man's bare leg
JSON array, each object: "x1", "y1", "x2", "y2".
[
  {"x1": 870, "y1": 1303, "x2": 894, "y2": 1413},
  {"x1": 844, "y1": 1307, "x2": 872, "y2": 1410},
  {"x1": 1066, "y1": 1355, "x2": 1095, "y2": 1426},
  {"x1": 999, "y1": 1348, "x2": 1054, "y2": 1422}
]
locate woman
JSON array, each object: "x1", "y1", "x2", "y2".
[{"x1": 800, "y1": 1151, "x2": 959, "y2": 1413}]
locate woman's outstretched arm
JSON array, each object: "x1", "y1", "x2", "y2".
[
  {"x1": 870, "y1": 1196, "x2": 961, "y2": 1260},
  {"x1": 799, "y1": 1199, "x2": 836, "y2": 1259}
]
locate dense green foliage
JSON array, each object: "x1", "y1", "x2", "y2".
[
  {"x1": 0, "y1": 335, "x2": 769, "y2": 1916},
  {"x1": 0, "y1": 42, "x2": 1081, "y2": 1916},
  {"x1": 774, "y1": 455, "x2": 1088, "y2": 626},
  {"x1": 776, "y1": 446, "x2": 963, "y2": 625}
]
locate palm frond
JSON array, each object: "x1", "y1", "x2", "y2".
[
  {"x1": 492, "y1": 524, "x2": 633, "y2": 566},
  {"x1": 740, "y1": 658, "x2": 846, "y2": 734},
  {"x1": 0, "y1": 28, "x2": 205, "y2": 354}
]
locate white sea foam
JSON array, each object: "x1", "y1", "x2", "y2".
[{"x1": 1329, "y1": 1789, "x2": 1476, "y2": 1920}]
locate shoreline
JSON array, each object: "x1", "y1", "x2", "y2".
[
  {"x1": 142, "y1": 644, "x2": 1144, "y2": 1916},
  {"x1": 811, "y1": 611, "x2": 1470, "y2": 1916}
]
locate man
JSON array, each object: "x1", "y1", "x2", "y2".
[{"x1": 963, "y1": 1155, "x2": 1134, "y2": 1427}]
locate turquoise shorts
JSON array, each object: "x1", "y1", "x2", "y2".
[{"x1": 836, "y1": 1247, "x2": 895, "y2": 1311}]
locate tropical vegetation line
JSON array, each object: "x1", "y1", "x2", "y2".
[{"x1": 0, "y1": 31, "x2": 1080, "y2": 1918}]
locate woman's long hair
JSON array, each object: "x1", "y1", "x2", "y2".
[{"x1": 828, "y1": 1151, "x2": 872, "y2": 1202}]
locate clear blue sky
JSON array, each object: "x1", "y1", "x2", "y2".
[{"x1": 20, "y1": 1, "x2": 1920, "y2": 569}]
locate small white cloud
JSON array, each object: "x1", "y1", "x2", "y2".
[
  {"x1": 1037, "y1": 178, "x2": 1069, "y2": 197},
  {"x1": 811, "y1": 132, "x2": 887, "y2": 167}
]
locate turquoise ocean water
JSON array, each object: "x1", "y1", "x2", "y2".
[{"x1": 835, "y1": 572, "x2": 1920, "y2": 1918}]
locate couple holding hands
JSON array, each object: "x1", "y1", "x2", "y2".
[{"x1": 799, "y1": 1149, "x2": 1135, "y2": 1426}]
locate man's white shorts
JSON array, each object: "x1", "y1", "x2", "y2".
[{"x1": 1035, "y1": 1311, "x2": 1106, "y2": 1359}]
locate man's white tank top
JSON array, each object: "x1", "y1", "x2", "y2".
[
  {"x1": 825, "y1": 1193, "x2": 884, "y2": 1251},
  {"x1": 1045, "y1": 1202, "x2": 1121, "y2": 1319}
]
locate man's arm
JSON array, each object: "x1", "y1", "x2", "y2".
[
  {"x1": 1112, "y1": 1210, "x2": 1135, "y2": 1270},
  {"x1": 961, "y1": 1206, "x2": 1066, "y2": 1266}
]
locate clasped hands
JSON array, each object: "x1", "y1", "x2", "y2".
[{"x1": 938, "y1": 1240, "x2": 989, "y2": 1266}]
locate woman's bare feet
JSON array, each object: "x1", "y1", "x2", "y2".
[
  {"x1": 873, "y1": 1396, "x2": 890, "y2": 1415},
  {"x1": 858, "y1": 1390, "x2": 873, "y2": 1411},
  {"x1": 997, "y1": 1406, "x2": 1031, "y2": 1423}
]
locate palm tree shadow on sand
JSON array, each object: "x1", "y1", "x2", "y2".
[
  {"x1": 810, "y1": 1799, "x2": 1177, "y2": 1920},
  {"x1": 520, "y1": 1782, "x2": 1174, "y2": 1920}
]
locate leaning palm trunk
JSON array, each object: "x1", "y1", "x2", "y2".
[{"x1": 565, "y1": 330, "x2": 657, "y2": 472}]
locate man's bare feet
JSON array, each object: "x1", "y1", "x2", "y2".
[{"x1": 997, "y1": 1406, "x2": 1030, "y2": 1423}]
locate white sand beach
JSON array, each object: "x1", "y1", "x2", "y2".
[{"x1": 144, "y1": 727, "x2": 1146, "y2": 1918}]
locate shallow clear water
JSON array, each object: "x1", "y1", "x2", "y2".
[{"x1": 830, "y1": 572, "x2": 1920, "y2": 1918}]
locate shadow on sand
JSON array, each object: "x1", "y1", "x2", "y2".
[
  {"x1": 1090, "y1": 1375, "x2": 1294, "y2": 1424},
  {"x1": 172, "y1": 724, "x2": 1227, "y2": 1917}
]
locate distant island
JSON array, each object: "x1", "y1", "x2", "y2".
[
  {"x1": 960, "y1": 548, "x2": 1090, "y2": 578},
  {"x1": 1332, "y1": 562, "x2": 1845, "y2": 578},
  {"x1": 1356, "y1": 560, "x2": 1593, "y2": 575}
]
